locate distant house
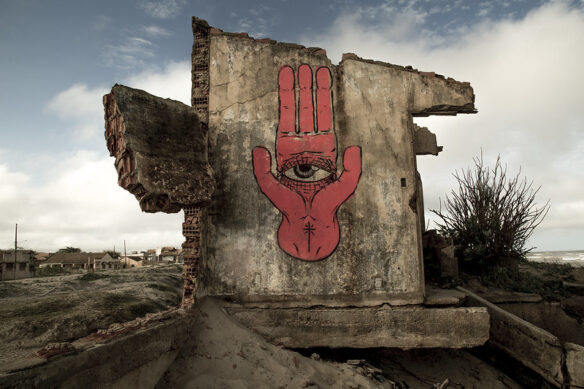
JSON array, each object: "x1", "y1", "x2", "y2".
[
  {"x1": 143, "y1": 249, "x2": 159, "y2": 263},
  {"x1": 35, "y1": 252, "x2": 51, "y2": 262},
  {"x1": 160, "y1": 247, "x2": 183, "y2": 264},
  {"x1": 43, "y1": 252, "x2": 121, "y2": 271},
  {"x1": 96, "y1": 254, "x2": 121, "y2": 270},
  {"x1": 0, "y1": 250, "x2": 35, "y2": 281},
  {"x1": 121, "y1": 255, "x2": 144, "y2": 268}
]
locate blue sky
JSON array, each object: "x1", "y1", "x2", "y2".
[{"x1": 1, "y1": 0, "x2": 583, "y2": 252}]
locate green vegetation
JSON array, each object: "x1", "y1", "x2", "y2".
[
  {"x1": 0, "y1": 299, "x2": 78, "y2": 320},
  {"x1": 101, "y1": 293, "x2": 167, "y2": 321},
  {"x1": 523, "y1": 260, "x2": 575, "y2": 280},
  {"x1": 0, "y1": 283, "x2": 18, "y2": 298},
  {"x1": 79, "y1": 272, "x2": 110, "y2": 282},
  {"x1": 468, "y1": 260, "x2": 583, "y2": 302},
  {"x1": 35, "y1": 266, "x2": 71, "y2": 278},
  {"x1": 105, "y1": 250, "x2": 120, "y2": 259},
  {"x1": 483, "y1": 267, "x2": 567, "y2": 301},
  {"x1": 147, "y1": 283, "x2": 175, "y2": 293},
  {"x1": 432, "y1": 154, "x2": 549, "y2": 275},
  {"x1": 57, "y1": 247, "x2": 81, "y2": 253}
]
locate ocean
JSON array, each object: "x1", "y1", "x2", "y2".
[{"x1": 526, "y1": 250, "x2": 584, "y2": 267}]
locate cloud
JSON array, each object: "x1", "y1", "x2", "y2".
[
  {"x1": 139, "y1": 0, "x2": 186, "y2": 19},
  {"x1": 231, "y1": 4, "x2": 277, "y2": 39},
  {"x1": 301, "y1": 1, "x2": 584, "y2": 250},
  {"x1": 123, "y1": 60, "x2": 190, "y2": 104},
  {"x1": 93, "y1": 15, "x2": 113, "y2": 31},
  {"x1": 45, "y1": 60, "x2": 190, "y2": 144},
  {"x1": 45, "y1": 83, "x2": 108, "y2": 139},
  {"x1": 142, "y1": 25, "x2": 172, "y2": 37},
  {"x1": 8, "y1": 62, "x2": 193, "y2": 251},
  {"x1": 0, "y1": 153, "x2": 183, "y2": 252},
  {"x1": 101, "y1": 24, "x2": 173, "y2": 69},
  {"x1": 102, "y1": 37, "x2": 155, "y2": 69}
]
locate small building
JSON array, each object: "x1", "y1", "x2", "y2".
[
  {"x1": 143, "y1": 249, "x2": 159, "y2": 263},
  {"x1": 121, "y1": 255, "x2": 144, "y2": 268},
  {"x1": 35, "y1": 252, "x2": 51, "y2": 262},
  {"x1": 43, "y1": 252, "x2": 120, "y2": 272},
  {"x1": 96, "y1": 254, "x2": 122, "y2": 270},
  {"x1": 160, "y1": 247, "x2": 183, "y2": 264},
  {"x1": 0, "y1": 250, "x2": 35, "y2": 281}
]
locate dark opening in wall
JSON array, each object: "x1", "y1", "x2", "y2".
[{"x1": 401, "y1": 178, "x2": 407, "y2": 187}]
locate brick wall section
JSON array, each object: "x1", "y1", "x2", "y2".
[
  {"x1": 181, "y1": 205, "x2": 202, "y2": 307},
  {"x1": 103, "y1": 93, "x2": 145, "y2": 203},
  {"x1": 180, "y1": 17, "x2": 212, "y2": 307},
  {"x1": 104, "y1": 83, "x2": 214, "y2": 306},
  {"x1": 192, "y1": 18, "x2": 210, "y2": 124}
]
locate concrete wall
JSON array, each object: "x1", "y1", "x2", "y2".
[
  {"x1": 460, "y1": 287, "x2": 584, "y2": 388},
  {"x1": 1, "y1": 251, "x2": 34, "y2": 280},
  {"x1": 0, "y1": 310, "x2": 192, "y2": 389},
  {"x1": 228, "y1": 304, "x2": 489, "y2": 349},
  {"x1": 499, "y1": 301, "x2": 584, "y2": 346},
  {"x1": 198, "y1": 25, "x2": 475, "y2": 306}
]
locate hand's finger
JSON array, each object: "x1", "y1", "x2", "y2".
[
  {"x1": 298, "y1": 64, "x2": 315, "y2": 134},
  {"x1": 318, "y1": 146, "x2": 361, "y2": 206},
  {"x1": 316, "y1": 67, "x2": 333, "y2": 133},
  {"x1": 278, "y1": 66, "x2": 295, "y2": 134},
  {"x1": 252, "y1": 146, "x2": 301, "y2": 213}
]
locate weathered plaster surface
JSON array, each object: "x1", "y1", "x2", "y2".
[{"x1": 201, "y1": 31, "x2": 475, "y2": 305}]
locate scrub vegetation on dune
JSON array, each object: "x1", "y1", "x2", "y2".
[{"x1": 0, "y1": 264, "x2": 183, "y2": 367}]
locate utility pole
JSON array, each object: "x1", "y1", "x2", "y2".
[
  {"x1": 124, "y1": 240, "x2": 127, "y2": 268},
  {"x1": 14, "y1": 224, "x2": 17, "y2": 279}
]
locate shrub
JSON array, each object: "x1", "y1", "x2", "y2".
[
  {"x1": 431, "y1": 154, "x2": 549, "y2": 275},
  {"x1": 35, "y1": 266, "x2": 71, "y2": 278},
  {"x1": 57, "y1": 247, "x2": 81, "y2": 253},
  {"x1": 79, "y1": 273, "x2": 110, "y2": 282}
]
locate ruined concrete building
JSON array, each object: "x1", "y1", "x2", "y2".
[
  {"x1": 6, "y1": 17, "x2": 584, "y2": 389},
  {"x1": 102, "y1": 17, "x2": 487, "y2": 348},
  {"x1": 0, "y1": 250, "x2": 35, "y2": 280}
]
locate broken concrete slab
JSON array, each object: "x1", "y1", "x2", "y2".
[
  {"x1": 424, "y1": 287, "x2": 466, "y2": 306},
  {"x1": 226, "y1": 304, "x2": 489, "y2": 349},
  {"x1": 0, "y1": 309, "x2": 193, "y2": 388},
  {"x1": 422, "y1": 229, "x2": 459, "y2": 279},
  {"x1": 104, "y1": 84, "x2": 214, "y2": 213},
  {"x1": 414, "y1": 124, "x2": 443, "y2": 156},
  {"x1": 565, "y1": 342, "x2": 584, "y2": 388},
  {"x1": 374, "y1": 348, "x2": 522, "y2": 389},
  {"x1": 477, "y1": 289, "x2": 543, "y2": 304},
  {"x1": 459, "y1": 287, "x2": 564, "y2": 387}
]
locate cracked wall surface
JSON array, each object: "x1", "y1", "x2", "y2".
[
  {"x1": 196, "y1": 19, "x2": 476, "y2": 305},
  {"x1": 105, "y1": 18, "x2": 475, "y2": 307}
]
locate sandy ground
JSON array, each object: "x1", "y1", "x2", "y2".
[
  {"x1": 155, "y1": 298, "x2": 521, "y2": 389},
  {"x1": 0, "y1": 265, "x2": 543, "y2": 388},
  {"x1": 0, "y1": 264, "x2": 183, "y2": 368}
]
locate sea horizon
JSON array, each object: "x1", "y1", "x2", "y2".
[{"x1": 526, "y1": 250, "x2": 584, "y2": 267}]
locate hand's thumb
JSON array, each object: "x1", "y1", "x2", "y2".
[
  {"x1": 252, "y1": 146, "x2": 272, "y2": 175},
  {"x1": 341, "y1": 146, "x2": 361, "y2": 176}
]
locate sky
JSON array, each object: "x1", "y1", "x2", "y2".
[{"x1": 0, "y1": 0, "x2": 582, "y2": 253}]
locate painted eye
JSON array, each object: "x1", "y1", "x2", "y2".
[{"x1": 283, "y1": 164, "x2": 332, "y2": 182}]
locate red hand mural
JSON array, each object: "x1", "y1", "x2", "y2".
[{"x1": 253, "y1": 64, "x2": 362, "y2": 261}]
